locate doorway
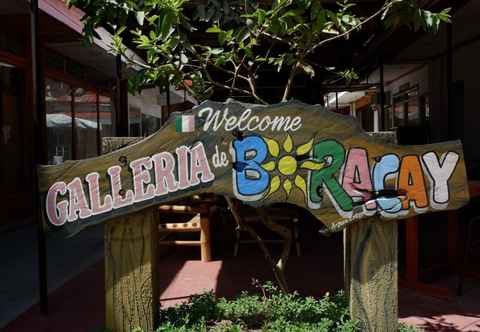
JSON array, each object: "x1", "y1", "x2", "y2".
[{"x1": 0, "y1": 61, "x2": 32, "y2": 225}]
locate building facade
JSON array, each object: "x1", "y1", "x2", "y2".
[{"x1": 0, "y1": 0, "x2": 172, "y2": 228}]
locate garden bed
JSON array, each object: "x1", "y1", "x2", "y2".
[{"x1": 104, "y1": 282, "x2": 421, "y2": 332}]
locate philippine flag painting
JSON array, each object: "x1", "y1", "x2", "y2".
[{"x1": 175, "y1": 115, "x2": 195, "y2": 133}]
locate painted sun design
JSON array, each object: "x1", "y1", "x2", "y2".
[{"x1": 261, "y1": 134, "x2": 325, "y2": 200}]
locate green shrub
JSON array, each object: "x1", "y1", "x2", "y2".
[
  {"x1": 216, "y1": 292, "x2": 265, "y2": 328},
  {"x1": 262, "y1": 317, "x2": 335, "y2": 332},
  {"x1": 209, "y1": 320, "x2": 245, "y2": 332},
  {"x1": 398, "y1": 323, "x2": 424, "y2": 332},
  {"x1": 258, "y1": 282, "x2": 351, "y2": 326},
  {"x1": 151, "y1": 282, "x2": 360, "y2": 332},
  {"x1": 92, "y1": 282, "x2": 423, "y2": 332},
  {"x1": 159, "y1": 292, "x2": 218, "y2": 327},
  {"x1": 154, "y1": 323, "x2": 198, "y2": 332}
]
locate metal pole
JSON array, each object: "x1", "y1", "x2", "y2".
[
  {"x1": 447, "y1": 24, "x2": 454, "y2": 140},
  {"x1": 115, "y1": 12, "x2": 129, "y2": 136},
  {"x1": 166, "y1": 83, "x2": 171, "y2": 118},
  {"x1": 71, "y1": 89, "x2": 77, "y2": 160},
  {"x1": 380, "y1": 58, "x2": 386, "y2": 131},
  {"x1": 30, "y1": 0, "x2": 48, "y2": 315},
  {"x1": 116, "y1": 55, "x2": 128, "y2": 136},
  {"x1": 96, "y1": 90, "x2": 101, "y2": 155}
]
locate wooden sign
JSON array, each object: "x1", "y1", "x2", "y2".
[{"x1": 38, "y1": 100, "x2": 470, "y2": 236}]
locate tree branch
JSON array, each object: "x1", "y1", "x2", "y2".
[
  {"x1": 207, "y1": 60, "x2": 251, "y2": 83},
  {"x1": 202, "y1": 67, "x2": 266, "y2": 104},
  {"x1": 229, "y1": 55, "x2": 247, "y2": 95},
  {"x1": 260, "y1": 31, "x2": 290, "y2": 45},
  {"x1": 208, "y1": 79, "x2": 252, "y2": 96},
  {"x1": 115, "y1": 46, "x2": 153, "y2": 70},
  {"x1": 306, "y1": 2, "x2": 391, "y2": 56},
  {"x1": 282, "y1": 60, "x2": 300, "y2": 102},
  {"x1": 230, "y1": 65, "x2": 241, "y2": 97},
  {"x1": 257, "y1": 207, "x2": 292, "y2": 293},
  {"x1": 247, "y1": 77, "x2": 267, "y2": 105},
  {"x1": 225, "y1": 197, "x2": 289, "y2": 292}
]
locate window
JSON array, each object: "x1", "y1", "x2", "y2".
[
  {"x1": 46, "y1": 78, "x2": 109, "y2": 163},
  {"x1": 99, "y1": 94, "x2": 114, "y2": 138},
  {"x1": 393, "y1": 86, "x2": 423, "y2": 127},
  {"x1": 45, "y1": 78, "x2": 73, "y2": 164},
  {"x1": 74, "y1": 88, "x2": 98, "y2": 159},
  {"x1": 383, "y1": 105, "x2": 394, "y2": 131},
  {"x1": 142, "y1": 113, "x2": 161, "y2": 136},
  {"x1": 129, "y1": 106, "x2": 141, "y2": 136}
]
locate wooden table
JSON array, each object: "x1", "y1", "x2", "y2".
[{"x1": 401, "y1": 181, "x2": 480, "y2": 298}]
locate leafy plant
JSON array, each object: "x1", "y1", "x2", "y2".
[
  {"x1": 398, "y1": 323, "x2": 424, "y2": 332},
  {"x1": 144, "y1": 282, "x2": 359, "y2": 331},
  {"x1": 216, "y1": 292, "x2": 265, "y2": 328},
  {"x1": 104, "y1": 282, "x2": 421, "y2": 331},
  {"x1": 67, "y1": 0, "x2": 451, "y2": 104},
  {"x1": 159, "y1": 291, "x2": 219, "y2": 326}
]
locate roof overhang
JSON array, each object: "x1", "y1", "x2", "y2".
[{"x1": 0, "y1": 0, "x2": 145, "y2": 82}]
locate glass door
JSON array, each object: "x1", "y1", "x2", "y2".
[
  {"x1": 0, "y1": 62, "x2": 30, "y2": 221},
  {"x1": 393, "y1": 86, "x2": 429, "y2": 144}
]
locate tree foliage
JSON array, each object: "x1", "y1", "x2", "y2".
[{"x1": 68, "y1": 0, "x2": 451, "y2": 104}]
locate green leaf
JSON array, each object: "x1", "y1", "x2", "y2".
[
  {"x1": 311, "y1": 1, "x2": 323, "y2": 20},
  {"x1": 206, "y1": 25, "x2": 222, "y2": 33},
  {"x1": 215, "y1": 55, "x2": 227, "y2": 66},
  {"x1": 136, "y1": 11, "x2": 145, "y2": 26},
  {"x1": 115, "y1": 26, "x2": 126, "y2": 36},
  {"x1": 147, "y1": 15, "x2": 159, "y2": 25},
  {"x1": 274, "y1": 58, "x2": 284, "y2": 72},
  {"x1": 225, "y1": 29, "x2": 234, "y2": 42},
  {"x1": 255, "y1": 9, "x2": 267, "y2": 25},
  {"x1": 159, "y1": 13, "x2": 174, "y2": 38},
  {"x1": 235, "y1": 27, "x2": 250, "y2": 43},
  {"x1": 313, "y1": 9, "x2": 326, "y2": 32},
  {"x1": 299, "y1": 63, "x2": 315, "y2": 78},
  {"x1": 218, "y1": 31, "x2": 226, "y2": 45},
  {"x1": 281, "y1": 10, "x2": 297, "y2": 18},
  {"x1": 438, "y1": 8, "x2": 451, "y2": 22},
  {"x1": 180, "y1": 53, "x2": 188, "y2": 64},
  {"x1": 210, "y1": 48, "x2": 224, "y2": 55},
  {"x1": 337, "y1": 68, "x2": 359, "y2": 84}
]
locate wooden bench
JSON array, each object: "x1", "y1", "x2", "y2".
[{"x1": 157, "y1": 204, "x2": 212, "y2": 262}]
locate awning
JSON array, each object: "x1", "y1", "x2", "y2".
[
  {"x1": 129, "y1": 87, "x2": 198, "y2": 120},
  {"x1": 47, "y1": 113, "x2": 98, "y2": 129},
  {"x1": 38, "y1": 0, "x2": 145, "y2": 81}
]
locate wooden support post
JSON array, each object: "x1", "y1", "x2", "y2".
[
  {"x1": 343, "y1": 228, "x2": 351, "y2": 301},
  {"x1": 348, "y1": 218, "x2": 398, "y2": 332},
  {"x1": 405, "y1": 217, "x2": 418, "y2": 284},
  {"x1": 105, "y1": 208, "x2": 159, "y2": 332},
  {"x1": 200, "y1": 214, "x2": 212, "y2": 262}
]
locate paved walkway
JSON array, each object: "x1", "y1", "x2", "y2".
[
  {"x1": 1, "y1": 222, "x2": 479, "y2": 331},
  {"x1": 0, "y1": 223, "x2": 104, "y2": 329},
  {"x1": 400, "y1": 286, "x2": 480, "y2": 331}
]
